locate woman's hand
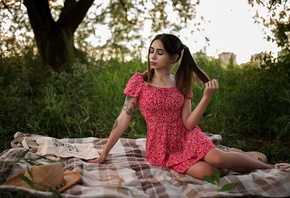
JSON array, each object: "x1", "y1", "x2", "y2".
[
  {"x1": 87, "y1": 153, "x2": 107, "y2": 163},
  {"x1": 203, "y1": 79, "x2": 219, "y2": 98}
]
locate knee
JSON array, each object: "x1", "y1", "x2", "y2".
[
  {"x1": 211, "y1": 155, "x2": 225, "y2": 168},
  {"x1": 206, "y1": 151, "x2": 226, "y2": 168},
  {"x1": 186, "y1": 163, "x2": 216, "y2": 180},
  {"x1": 200, "y1": 166, "x2": 216, "y2": 179}
]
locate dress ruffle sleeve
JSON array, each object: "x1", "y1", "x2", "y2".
[{"x1": 123, "y1": 73, "x2": 144, "y2": 98}]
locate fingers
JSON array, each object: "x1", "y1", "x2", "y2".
[
  {"x1": 87, "y1": 153, "x2": 107, "y2": 163},
  {"x1": 87, "y1": 157, "x2": 103, "y2": 163},
  {"x1": 203, "y1": 79, "x2": 218, "y2": 98},
  {"x1": 205, "y1": 79, "x2": 219, "y2": 89},
  {"x1": 87, "y1": 158, "x2": 99, "y2": 163}
]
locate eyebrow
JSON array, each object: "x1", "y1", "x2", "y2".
[{"x1": 149, "y1": 47, "x2": 165, "y2": 52}]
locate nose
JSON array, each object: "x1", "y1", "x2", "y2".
[{"x1": 151, "y1": 51, "x2": 157, "y2": 60}]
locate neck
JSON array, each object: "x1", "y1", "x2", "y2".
[
  {"x1": 151, "y1": 69, "x2": 174, "y2": 87},
  {"x1": 154, "y1": 70, "x2": 170, "y2": 80}
]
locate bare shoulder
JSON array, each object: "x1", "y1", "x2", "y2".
[{"x1": 170, "y1": 74, "x2": 176, "y2": 86}]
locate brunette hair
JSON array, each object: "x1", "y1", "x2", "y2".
[{"x1": 143, "y1": 33, "x2": 210, "y2": 96}]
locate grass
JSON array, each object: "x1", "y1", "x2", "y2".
[
  {"x1": 0, "y1": 50, "x2": 289, "y2": 198},
  {"x1": 0, "y1": 51, "x2": 289, "y2": 165}
]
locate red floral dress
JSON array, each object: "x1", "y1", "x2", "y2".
[{"x1": 124, "y1": 73, "x2": 216, "y2": 173}]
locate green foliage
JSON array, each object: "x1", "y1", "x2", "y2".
[
  {"x1": 0, "y1": 191, "x2": 39, "y2": 198},
  {"x1": 192, "y1": 52, "x2": 290, "y2": 162},
  {"x1": 0, "y1": 50, "x2": 289, "y2": 163},
  {"x1": 0, "y1": 149, "x2": 62, "y2": 197},
  {"x1": 204, "y1": 171, "x2": 237, "y2": 192},
  {"x1": 0, "y1": 0, "x2": 200, "y2": 70},
  {"x1": 0, "y1": 52, "x2": 147, "y2": 151},
  {"x1": 20, "y1": 167, "x2": 62, "y2": 197},
  {"x1": 21, "y1": 167, "x2": 34, "y2": 189},
  {"x1": 249, "y1": 0, "x2": 289, "y2": 51}
]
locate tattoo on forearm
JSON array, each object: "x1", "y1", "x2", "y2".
[
  {"x1": 126, "y1": 106, "x2": 135, "y2": 115},
  {"x1": 123, "y1": 96, "x2": 136, "y2": 115},
  {"x1": 123, "y1": 96, "x2": 132, "y2": 111},
  {"x1": 126, "y1": 96, "x2": 132, "y2": 102}
]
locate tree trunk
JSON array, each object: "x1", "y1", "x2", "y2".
[
  {"x1": 23, "y1": 0, "x2": 94, "y2": 71},
  {"x1": 41, "y1": 24, "x2": 75, "y2": 71}
]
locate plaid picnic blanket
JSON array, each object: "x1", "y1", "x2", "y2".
[{"x1": 0, "y1": 132, "x2": 290, "y2": 197}]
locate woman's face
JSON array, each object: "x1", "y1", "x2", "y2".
[{"x1": 149, "y1": 40, "x2": 173, "y2": 71}]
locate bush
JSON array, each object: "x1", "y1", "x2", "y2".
[
  {"x1": 0, "y1": 53, "x2": 146, "y2": 150},
  {"x1": 194, "y1": 53, "x2": 289, "y2": 161},
  {"x1": 0, "y1": 51, "x2": 289, "y2": 162}
]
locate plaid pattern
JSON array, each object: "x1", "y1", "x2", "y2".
[{"x1": 0, "y1": 132, "x2": 290, "y2": 197}]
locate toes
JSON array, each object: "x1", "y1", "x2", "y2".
[{"x1": 274, "y1": 163, "x2": 290, "y2": 170}]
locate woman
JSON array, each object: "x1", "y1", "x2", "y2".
[{"x1": 89, "y1": 33, "x2": 289, "y2": 179}]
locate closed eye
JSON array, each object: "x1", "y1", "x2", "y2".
[{"x1": 149, "y1": 47, "x2": 165, "y2": 55}]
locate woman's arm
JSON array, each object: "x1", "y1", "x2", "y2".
[
  {"x1": 88, "y1": 96, "x2": 137, "y2": 163},
  {"x1": 182, "y1": 79, "x2": 219, "y2": 130}
]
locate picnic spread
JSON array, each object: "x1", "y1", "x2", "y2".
[{"x1": 0, "y1": 132, "x2": 290, "y2": 198}]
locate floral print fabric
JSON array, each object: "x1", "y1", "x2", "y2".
[{"x1": 124, "y1": 73, "x2": 216, "y2": 173}]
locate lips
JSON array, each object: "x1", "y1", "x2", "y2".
[{"x1": 150, "y1": 61, "x2": 157, "y2": 66}]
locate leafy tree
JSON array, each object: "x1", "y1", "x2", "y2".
[
  {"x1": 246, "y1": 0, "x2": 289, "y2": 145},
  {"x1": 248, "y1": 0, "x2": 289, "y2": 53},
  {"x1": 0, "y1": 0, "x2": 200, "y2": 71}
]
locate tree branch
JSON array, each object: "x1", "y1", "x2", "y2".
[
  {"x1": 23, "y1": 0, "x2": 55, "y2": 33},
  {"x1": 58, "y1": 0, "x2": 94, "y2": 33}
]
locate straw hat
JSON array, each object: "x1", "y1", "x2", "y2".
[{"x1": 4, "y1": 162, "x2": 80, "y2": 192}]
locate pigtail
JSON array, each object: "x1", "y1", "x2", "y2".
[
  {"x1": 184, "y1": 47, "x2": 210, "y2": 84},
  {"x1": 176, "y1": 47, "x2": 210, "y2": 96},
  {"x1": 145, "y1": 34, "x2": 209, "y2": 96}
]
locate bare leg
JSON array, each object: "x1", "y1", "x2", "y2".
[
  {"x1": 228, "y1": 148, "x2": 267, "y2": 162},
  {"x1": 185, "y1": 161, "x2": 218, "y2": 180},
  {"x1": 203, "y1": 148, "x2": 274, "y2": 173}
]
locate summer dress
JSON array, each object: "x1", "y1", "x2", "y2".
[{"x1": 124, "y1": 73, "x2": 216, "y2": 173}]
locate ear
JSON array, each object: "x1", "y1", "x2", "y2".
[{"x1": 171, "y1": 54, "x2": 179, "y2": 64}]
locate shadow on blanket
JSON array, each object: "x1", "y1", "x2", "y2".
[{"x1": 0, "y1": 132, "x2": 290, "y2": 198}]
